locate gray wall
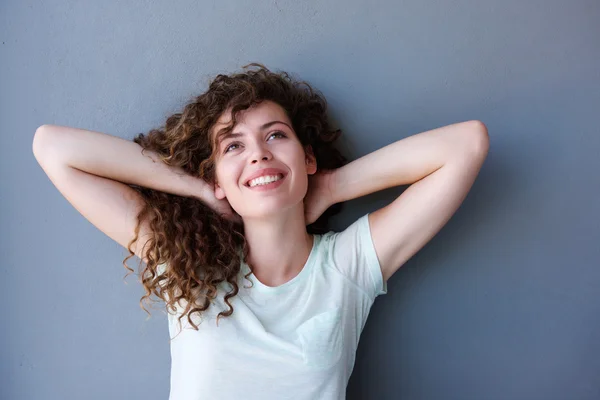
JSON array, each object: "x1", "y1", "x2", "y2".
[{"x1": 2, "y1": 0, "x2": 599, "y2": 399}]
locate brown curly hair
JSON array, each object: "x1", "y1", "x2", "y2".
[{"x1": 123, "y1": 63, "x2": 347, "y2": 332}]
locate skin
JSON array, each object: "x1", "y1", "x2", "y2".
[
  {"x1": 210, "y1": 100, "x2": 490, "y2": 287},
  {"x1": 211, "y1": 100, "x2": 318, "y2": 287}
]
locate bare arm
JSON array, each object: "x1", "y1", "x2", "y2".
[
  {"x1": 32, "y1": 124, "x2": 214, "y2": 262},
  {"x1": 33, "y1": 124, "x2": 204, "y2": 196},
  {"x1": 329, "y1": 120, "x2": 489, "y2": 282}
]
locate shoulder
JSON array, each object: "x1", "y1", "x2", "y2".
[{"x1": 315, "y1": 214, "x2": 387, "y2": 299}]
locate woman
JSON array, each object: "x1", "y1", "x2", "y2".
[{"x1": 32, "y1": 63, "x2": 489, "y2": 399}]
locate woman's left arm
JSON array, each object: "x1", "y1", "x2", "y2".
[{"x1": 329, "y1": 120, "x2": 489, "y2": 282}]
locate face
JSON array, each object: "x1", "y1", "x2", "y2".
[{"x1": 212, "y1": 100, "x2": 317, "y2": 220}]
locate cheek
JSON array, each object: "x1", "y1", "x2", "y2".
[
  {"x1": 215, "y1": 161, "x2": 241, "y2": 190},
  {"x1": 214, "y1": 161, "x2": 226, "y2": 188}
]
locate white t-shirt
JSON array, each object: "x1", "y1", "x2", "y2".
[{"x1": 163, "y1": 213, "x2": 387, "y2": 400}]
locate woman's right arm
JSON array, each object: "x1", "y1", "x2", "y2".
[{"x1": 32, "y1": 124, "x2": 210, "y2": 263}]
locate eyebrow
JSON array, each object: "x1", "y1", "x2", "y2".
[{"x1": 216, "y1": 120, "x2": 292, "y2": 144}]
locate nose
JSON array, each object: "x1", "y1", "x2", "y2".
[{"x1": 249, "y1": 142, "x2": 273, "y2": 164}]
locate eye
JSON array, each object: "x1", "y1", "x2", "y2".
[
  {"x1": 224, "y1": 142, "x2": 241, "y2": 153},
  {"x1": 223, "y1": 132, "x2": 286, "y2": 154},
  {"x1": 268, "y1": 131, "x2": 286, "y2": 140}
]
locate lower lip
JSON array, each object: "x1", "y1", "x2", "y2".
[{"x1": 246, "y1": 176, "x2": 286, "y2": 191}]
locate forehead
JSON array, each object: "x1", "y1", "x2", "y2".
[{"x1": 211, "y1": 100, "x2": 291, "y2": 144}]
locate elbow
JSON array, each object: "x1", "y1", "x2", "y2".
[
  {"x1": 32, "y1": 124, "x2": 58, "y2": 160},
  {"x1": 32, "y1": 125, "x2": 46, "y2": 158},
  {"x1": 463, "y1": 120, "x2": 490, "y2": 158}
]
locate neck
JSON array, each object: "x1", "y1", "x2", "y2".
[{"x1": 242, "y1": 204, "x2": 314, "y2": 287}]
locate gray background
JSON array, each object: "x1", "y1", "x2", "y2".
[{"x1": 2, "y1": 0, "x2": 599, "y2": 399}]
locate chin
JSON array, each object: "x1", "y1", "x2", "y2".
[{"x1": 236, "y1": 200, "x2": 303, "y2": 220}]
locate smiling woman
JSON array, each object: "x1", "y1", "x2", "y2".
[
  {"x1": 125, "y1": 65, "x2": 348, "y2": 320},
  {"x1": 211, "y1": 100, "x2": 318, "y2": 223},
  {"x1": 32, "y1": 62, "x2": 487, "y2": 400}
]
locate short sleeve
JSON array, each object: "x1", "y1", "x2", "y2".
[
  {"x1": 327, "y1": 213, "x2": 388, "y2": 301},
  {"x1": 156, "y1": 262, "x2": 167, "y2": 277},
  {"x1": 155, "y1": 262, "x2": 173, "y2": 303}
]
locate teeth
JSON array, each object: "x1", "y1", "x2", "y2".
[{"x1": 248, "y1": 174, "x2": 283, "y2": 187}]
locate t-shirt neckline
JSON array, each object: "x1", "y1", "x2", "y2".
[{"x1": 241, "y1": 234, "x2": 320, "y2": 294}]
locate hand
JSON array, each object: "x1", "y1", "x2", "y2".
[
  {"x1": 304, "y1": 169, "x2": 336, "y2": 225},
  {"x1": 196, "y1": 181, "x2": 242, "y2": 224}
]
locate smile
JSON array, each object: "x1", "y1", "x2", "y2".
[{"x1": 245, "y1": 174, "x2": 286, "y2": 190}]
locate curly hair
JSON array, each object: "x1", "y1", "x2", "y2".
[{"x1": 123, "y1": 63, "x2": 348, "y2": 332}]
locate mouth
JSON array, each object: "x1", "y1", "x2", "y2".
[{"x1": 244, "y1": 173, "x2": 287, "y2": 188}]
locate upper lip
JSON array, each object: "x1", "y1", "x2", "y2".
[{"x1": 244, "y1": 168, "x2": 287, "y2": 186}]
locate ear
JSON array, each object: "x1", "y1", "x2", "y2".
[
  {"x1": 305, "y1": 145, "x2": 317, "y2": 175},
  {"x1": 214, "y1": 180, "x2": 226, "y2": 200}
]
